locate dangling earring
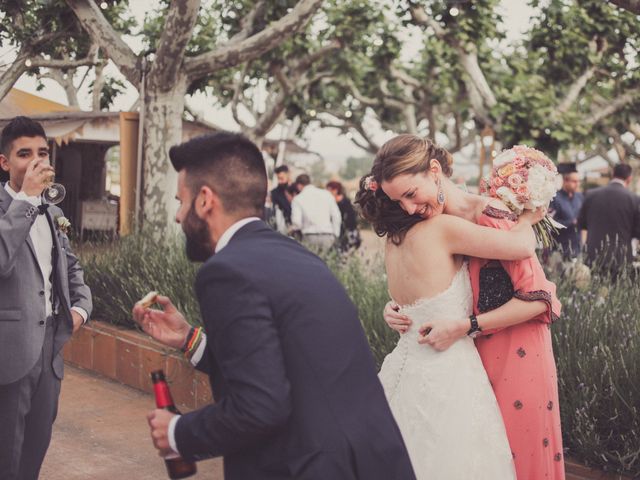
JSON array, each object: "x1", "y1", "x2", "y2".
[{"x1": 436, "y1": 177, "x2": 445, "y2": 205}]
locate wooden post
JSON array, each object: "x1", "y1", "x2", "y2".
[{"x1": 118, "y1": 112, "x2": 139, "y2": 236}]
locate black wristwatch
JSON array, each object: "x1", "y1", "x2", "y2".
[{"x1": 467, "y1": 314, "x2": 482, "y2": 338}]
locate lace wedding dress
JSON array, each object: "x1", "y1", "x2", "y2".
[{"x1": 379, "y1": 264, "x2": 516, "y2": 479}]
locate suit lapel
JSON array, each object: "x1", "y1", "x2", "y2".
[
  {"x1": 44, "y1": 209, "x2": 64, "y2": 313},
  {"x1": 0, "y1": 183, "x2": 40, "y2": 264}
]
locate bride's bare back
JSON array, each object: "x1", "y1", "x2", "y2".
[{"x1": 385, "y1": 219, "x2": 463, "y2": 306}]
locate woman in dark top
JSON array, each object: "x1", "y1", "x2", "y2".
[{"x1": 326, "y1": 181, "x2": 361, "y2": 251}]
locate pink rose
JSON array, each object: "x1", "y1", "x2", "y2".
[
  {"x1": 492, "y1": 176, "x2": 504, "y2": 188},
  {"x1": 489, "y1": 186, "x2": 497, "y2": 197},
  {"x1": 516, "y1": 184, "x2": 530, "y2": 197},
  {"x1": 508, "y1": 174, "x2": 524, "y2": 187},
  {"x1": 514, "y1": 158, "x2": 526, "y2": 169}
]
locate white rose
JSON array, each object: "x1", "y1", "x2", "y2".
[
  {"x1": 524, "y1": 164, "x2": 557, "y2": 209},
  {"x1": 496, "y1": 186, "x2": 524, "y2": 213},
  {"x1": 493, "y1": 150, "x2": 518, "y2": 168}
]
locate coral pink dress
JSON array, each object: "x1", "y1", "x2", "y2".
[{"x1": 469, "y1": 206, "x2": 565, "y2": 480}]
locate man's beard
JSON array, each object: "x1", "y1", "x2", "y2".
[{"x1": 183, "y1": 199, "x2": 214, "y2": 262}]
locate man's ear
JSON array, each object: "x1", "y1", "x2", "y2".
[
  {"x1": 0, "y1": 154, "x2": 9, "y2": 173},
  {"x1": 194, "y1": 185, "x2": 220, "y2": 216}
]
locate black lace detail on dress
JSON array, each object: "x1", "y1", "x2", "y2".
[
  {"x1": 478, "y1": 263, "x2": 514, "y2": 313},
  {"x1": 482, "y1": 205, "x2": 518, "y2": 222},
  {"x1": 513, "y1": 289, "x2": 560, "y2": 323}
]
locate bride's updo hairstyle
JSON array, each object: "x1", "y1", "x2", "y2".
[{"x1": 355, "y1": 134, "x2": 453, "y2": 245}]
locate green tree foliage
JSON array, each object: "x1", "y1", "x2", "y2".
[
  {"x1": 0, "y1": 0, "x2": 134, "y2": 107},
  {"x1": 339, "y1": 155, "x2": 374, "y2": 180}
]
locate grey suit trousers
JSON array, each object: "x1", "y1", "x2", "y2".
[{"x1": 0, "y1": 316, "x2": 60, "y2": 480}]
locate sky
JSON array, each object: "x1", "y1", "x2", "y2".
[{"x1": 1, "y1": 1, "x2": 539, "y2": 174}]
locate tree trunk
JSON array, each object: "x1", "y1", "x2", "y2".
[
  {"x1": 142, "y1": 78, "x2": 187, "y2": 232},
  {"x1": 92, "y1": 62, "x2": 105, "y2": 111},
  {"x1": 0, "y1": 46, "x2": 29, "y2": 101}
]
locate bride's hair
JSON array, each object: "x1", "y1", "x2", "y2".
[{"x1": 355, "y1": 135, "x2": 453, "y2": 245}]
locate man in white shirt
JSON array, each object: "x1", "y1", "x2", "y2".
[
  {"x1": 0, "y1": 117, "x2": 92, "y2": 480},
  {"x1": 290, "y1": 174, "x2": 341, "y2": 250}
]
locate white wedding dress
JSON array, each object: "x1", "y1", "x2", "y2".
[{"x1": 379, "y1": 264, "x2": 516, "y2": 480}]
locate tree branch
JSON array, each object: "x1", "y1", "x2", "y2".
[
  {"x1": 230, "y1": 66, "x2": 251, "y2": 130},
  {"x1": 65, "y1": 0, "x2": 140, "y2": 85},
  {"x1": 36, "y1": 69, "x2": 79, "y2": 107},
  {"x1": 150, "y1": 0, "x2": 200, "y2": 90},
  {"x1": 408, "y1": 3, "x2": 496, "y2": 125},
  {"x1": 585, "y1": 88, "x2": 640, "y2": 127},
  {"x1": 184, "y1": 0, "x2": 322, "y2": 81},
  {"x1": 29, "y1": 52, "x2": 98, "y2": 70},
  {"x1": 0, "y1": 45, "x2": 31, "y2": 100},
  {"x1": 346, "y1": 79, "x2": 380, "y2": 107},
  {"x1": 607, "y1": 0, "x2": 640, "y2": 14},
  {"x1": 390, "y1": 65, "x2": 422, "y2": 89},
  {"x1": 228, "y1": 0, "x2": 267, "y2": 45},
  {"x1": 553, "y1": 37, "x2": 606, "y2": 118},
  {"x1": 92, "y1": 61, "x2": 106, "y2": 111}
]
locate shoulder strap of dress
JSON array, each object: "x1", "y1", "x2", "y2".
[{"x1": 482, "y1": 205, "x2": 518, "y2": 222}]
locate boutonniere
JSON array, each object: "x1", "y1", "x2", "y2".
[{"x1": 55, "y1": 215, "x2": 71, "y2": 235}]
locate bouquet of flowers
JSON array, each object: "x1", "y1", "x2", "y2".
[{"x1": 479, "y1": 145, "x2": 563, "y2": 247}]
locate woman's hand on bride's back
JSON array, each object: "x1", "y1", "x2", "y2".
[{"x1": 384, "y1": 301, "x2": 411, "y2": 333}]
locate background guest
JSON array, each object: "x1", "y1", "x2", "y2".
[
  {"x1": 578, "y1": 163, "x2": 640, "y2": 274},
  {"x1": 326, "y1": 180, "x2": 361, "y2": 251},
  {"x1": 270, "y1": 165, "x2": 292, "y2": 227},
  {"x1": 549, "y1": 163, "x2": 584, "y2": 260},
  {"x1": 291, "y1": 174, "x2": 341, "y2": 251}
]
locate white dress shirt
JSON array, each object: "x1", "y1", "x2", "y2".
[
  {"x1": 167, "y1": 216, "x2": 260, "y2": 456},
  {"x1": 5, "y1": 183, "x2": 87, "y2": 322},
  {"x1": 291, "y1": 185, "x2": 341, "y2": 237}
]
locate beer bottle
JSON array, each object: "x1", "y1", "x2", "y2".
[{"x1": 150, "y1": 370, "x2": 197, "y2": 479}]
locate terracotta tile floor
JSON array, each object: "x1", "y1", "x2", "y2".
[{"x1": 41, "y1": 365, "x2": 223, "y2": 479}]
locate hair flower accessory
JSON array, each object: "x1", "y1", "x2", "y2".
[
  {"x1": 55, "y1": 215, "x2": 71, "y2": 235},
  {"x1": 364, "y1": 175, "x2": 378, "y2": 192}
]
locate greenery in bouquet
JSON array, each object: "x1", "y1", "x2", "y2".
[{"x1": 480, "y1": 145, "x2": 561, "y2": 247}]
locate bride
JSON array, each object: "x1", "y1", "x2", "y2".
[{"x1": 355, "y1": 139, "x2": 544, "y2": 479}]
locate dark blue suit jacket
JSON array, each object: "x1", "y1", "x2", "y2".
[
  {"x1": 578, "y1": 182, "x2": 640, "y2": 271},
  {"x1": 175, "y1": 220, "x2": 415, "y2": 480}
]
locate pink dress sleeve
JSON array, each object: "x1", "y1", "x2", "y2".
[{"x1": 474, "y1": 206, "x2": 561, "y2": 325}]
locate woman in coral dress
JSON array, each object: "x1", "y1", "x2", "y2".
[{"x1": 469, "y1": 206, "x2": 564, "y2": 480}]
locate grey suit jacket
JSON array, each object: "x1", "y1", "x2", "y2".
[{"x1": 0, "y1": 184, "x2": 92, "y2": 385}]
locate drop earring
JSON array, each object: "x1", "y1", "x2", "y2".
[{"x1": 436, "y1": 178, "x2": 445, "y2": 205}]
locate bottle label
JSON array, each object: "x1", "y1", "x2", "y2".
[{"x1": 153, "y1": 382, "x2": 174, "y2": 409}]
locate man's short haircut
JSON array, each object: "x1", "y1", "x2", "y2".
[
  {"x1": 169, "y1": 132, "x2": 267, "y2": 216},
  {"x1": 0, "y1": 116, "x2": 47, "y2": 156},
  {"x1": 562, "y1": 172, "x2": 579, "y2": 181},
  {"x1": 274, "y1": 165, "x2": 289, "y2": 174},
  {"x1": 295, "y1": 174, "x2": 311, "y2": 187},
  {"x1": 613, "y1": 163, "x2": 632, "y2": 180}
]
